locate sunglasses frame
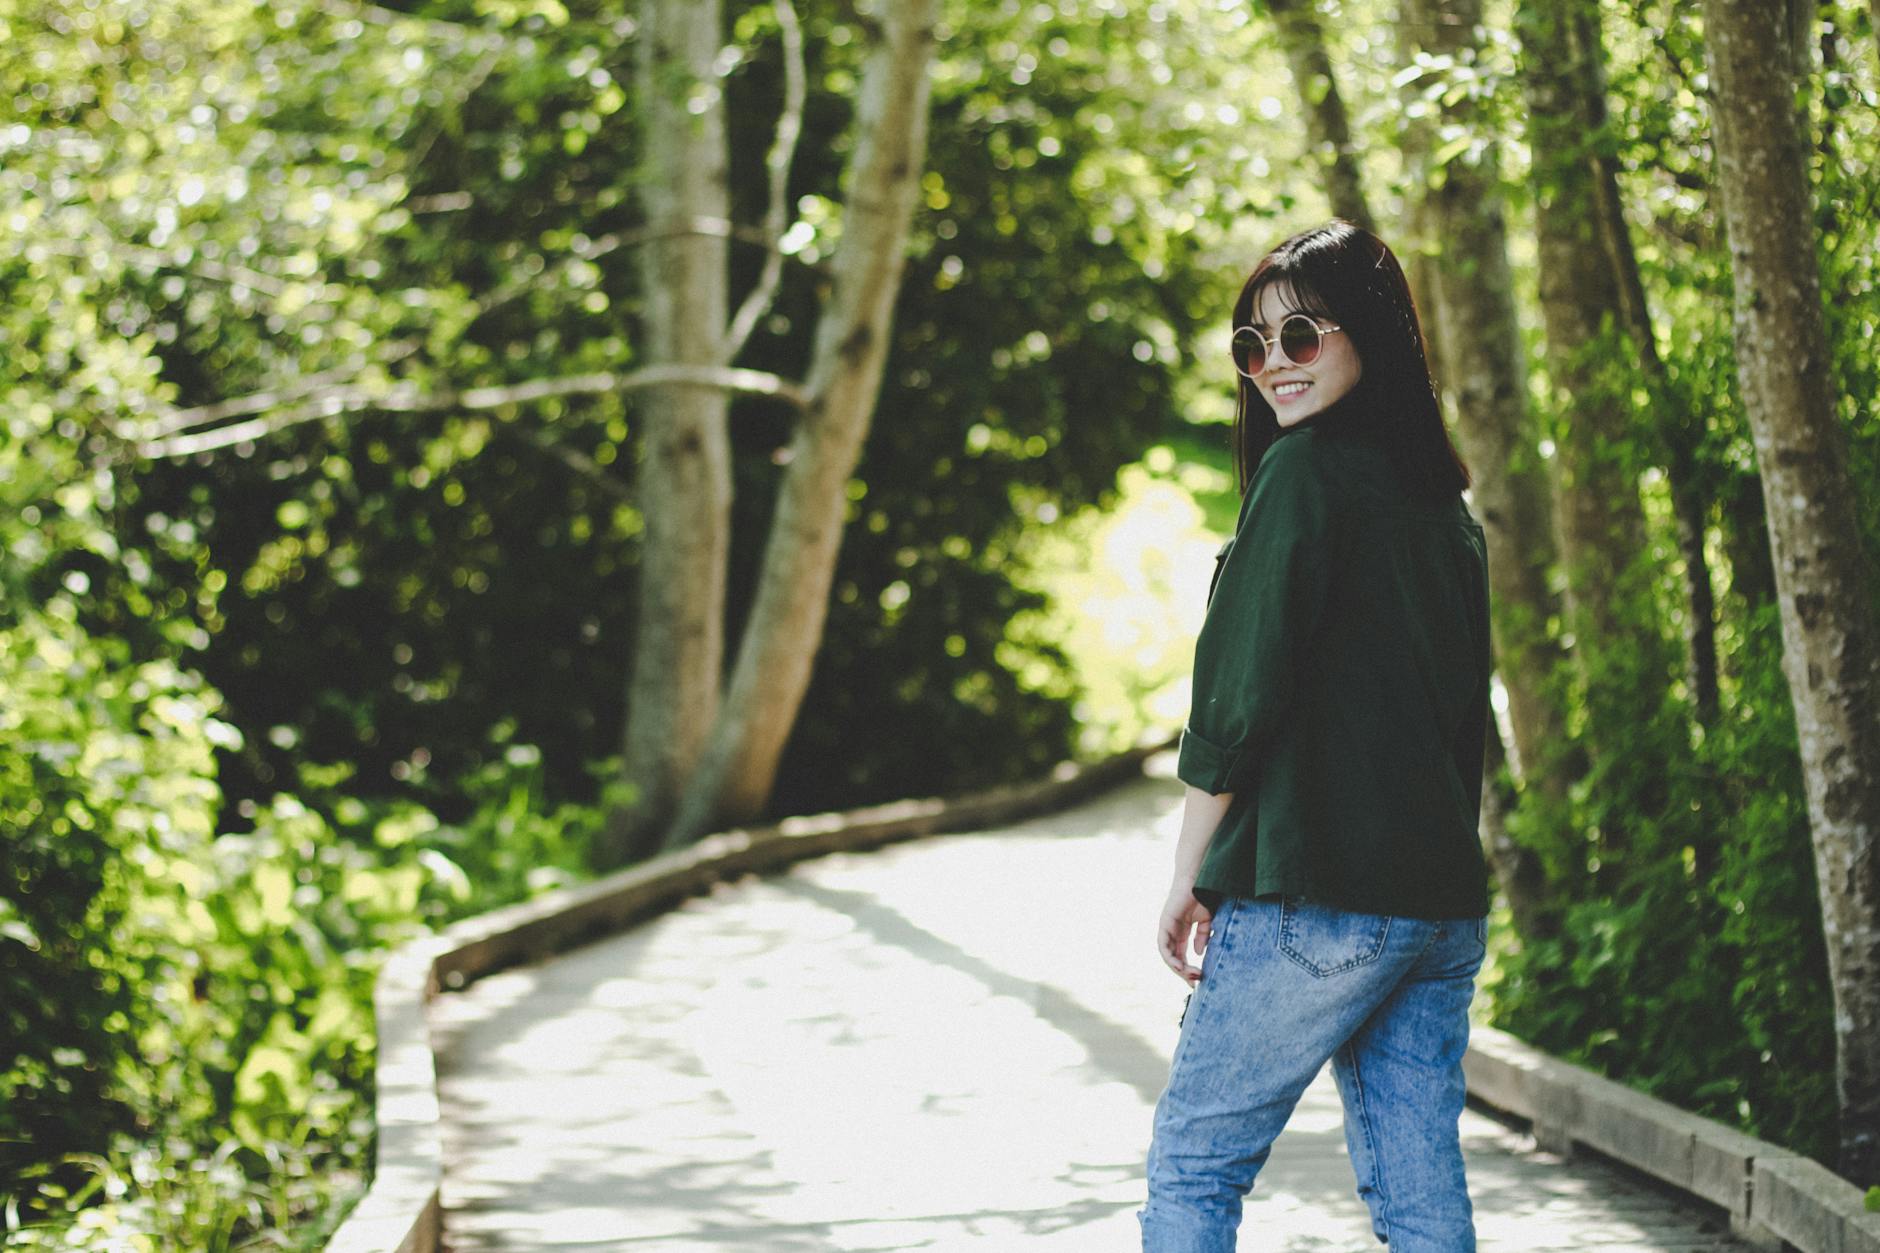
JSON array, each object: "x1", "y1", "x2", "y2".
[{"x1": 1231, "y1": 313, "x2": 1345, "y2": 380}]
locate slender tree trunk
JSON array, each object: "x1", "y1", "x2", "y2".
[
  {"x1": 665, "y1": 0, "x2": 939, "y2": 847},
  {"x1": 1478, "y1": 678, "x2": 1552, "y2": 934},
  {"x1": 1662, "y1": 435, "x2": 1721, "y2": 729},
  {"x1": 598, "y1": 0, "x2": 733, "y2": 868},
  {"x1": 1261, "y1": 0, "x2": 1374, "y2": 232},
  {"x1": 1394, "y1": 40, "x2": 1548, "y2": 935},
  {"x1": 1517, "y1": 0, "x2": 1679, "y2": 890},
  {"x1": 1400, "y1": 0, "x2": 1569, "y2": 940},
  {"x1": 1400, "y1": 189, "x2": 1447, "y2": 424},
  {"x1": 1578, "y1": 0, "x2": 1718, "y2": 741},
  {"x1": 1704, "y1": 0, "x2": 1880, "y2": 1187}
]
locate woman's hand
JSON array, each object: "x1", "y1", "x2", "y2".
[
  {"x1": 1160, "y1": 782, "x2": 1229, "y2": 984},
  {"x1": 1158, "y1": 882, "x2": 1213, "y2": 985}
]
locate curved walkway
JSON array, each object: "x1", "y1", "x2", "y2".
[{"x1": 430, "y1": 761, "x2": 1752, "y2": 1251}]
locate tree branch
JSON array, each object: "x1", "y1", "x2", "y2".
[
  {"x1": 722, "y1": 0, "x2": 806, "y2": 363},
  {"x1": 131, "y1": 341, "x2": 423, "y2": 440},
  {"x1": 134, "y1": 362, "x2": 809, "y2": 459}
]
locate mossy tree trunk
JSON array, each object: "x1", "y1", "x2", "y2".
[{"x1": 1704, "y1": 0, "x2": 1880, "y2": 1187}]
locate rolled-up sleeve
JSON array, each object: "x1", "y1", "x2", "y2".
[{"x1": 1177, "y1": 438, "x2": 1337, "y2": 795}]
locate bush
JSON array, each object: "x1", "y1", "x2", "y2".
[{"x1": 2, "y1": 625, "x2": 607, "y2": 1248}]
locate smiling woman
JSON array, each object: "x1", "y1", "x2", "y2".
[
  {"x1": 1219, "y1": 219, "x2": 1469, "y2": 503},
  {"x1": 1139, "y1": 218, "x2": 1491, "y2": 1253}
]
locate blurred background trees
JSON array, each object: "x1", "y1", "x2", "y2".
[{"x1": 3, "y1": 0, "x2": 1878, "y2": 1243}]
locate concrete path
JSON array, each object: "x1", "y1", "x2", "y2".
[{"x1": 431, "y1": 759, "x2": 1752, "y2": 1251}]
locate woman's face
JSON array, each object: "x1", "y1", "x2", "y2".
[{"x1": 1248, "y1": 283, "x2": 1362, "y2": 427}]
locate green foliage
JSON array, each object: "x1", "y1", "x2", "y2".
[
  {"x1": 0, "y1": 601, "x2": 227, "y2": 1203},
  {"x1": 3, "y1": 690, "x2": 603, "y2": 1246},
  {"x1": 1484, "y1": 331, "x2": 1847, "y2": 1171},
  {"x1": 1485, "y1": 593, "x2": 1838, "y2": 1161},
  {"x1": 50, "y1": 0, "x2": 1289, "y2": 829},
  {"x1": 1477, "y1": 1, "x2": 1880, "y2": 1173},
  {"x1": 1, "y1": 377, "x2": 600, "y2": 1245}
]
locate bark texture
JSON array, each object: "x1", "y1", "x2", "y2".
[
  {"x1": 1704, "y1": 0, "x2": 1880, "y2": 1187},
  {"x1": 1516, "y1": 0, "x2": 1677, "y2": 888},
  {"x1": 664, "y1": 0, "x2": 940, "y2": 847},
  {"x1": 1400, "y1": 0, "x2": 1566, "y2": 940},
  {"x1": 1602, "y1": 188, "x2": 1724, "y2": 879},
  {"x1": 1263, "y1": 0, "x2": 1374, "y2": 232},
  {"x1": 1389, "y1": 16, "x2": 1449, "y2": 449},
  {"x1": 600, "y1": 0, "x2": 734, "y2": 868}
]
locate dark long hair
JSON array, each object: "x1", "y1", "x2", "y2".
[{"x1": 1229, "y1": 219, "x2": 1471, "y2": 502}]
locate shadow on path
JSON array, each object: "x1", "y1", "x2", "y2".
[{"x1": 771, "y1": 876, "x2": 1172, "y2": 1106}]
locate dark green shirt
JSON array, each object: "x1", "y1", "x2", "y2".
[{"x1": 1177, "y1": 417, "x2": 1492, "y2": 921}]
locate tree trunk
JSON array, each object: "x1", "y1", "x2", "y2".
[
  {"x1": 597, "y1": 0, "x2": 733, "y2": 868},
  {"x1": 664, "y1": 0, "x2": 939, "y2": 848},
  {"x1": 1262, "y1": 0, "x2": 1374, "y2": 233},
  {"x1": 1479, "y1": 677, "x2": 1554, "y2": 938},
  {"x1": 1704, "y1": 0, "x2": 1880, "y2": 1187},
  {"x1": 1576, "y1": 0, "x2": 1718, "y2": 741},
  {"x1": 1516, "y1": 0, "x2": 1677, "y2": 889},
  {"x1": 1400, "y1": 0, "x2": 1568, "y2": 940},
  {"x1": 1400, "y1": 178, "x2": 1447, "y2": 427}
]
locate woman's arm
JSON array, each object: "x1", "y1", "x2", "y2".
[
  {"x1": 1170, "y1": 783, "x2": 1233, "y2": 887},
  {"x1": 1157, "y1": 783, "x2": 1234, "y2": 985}
]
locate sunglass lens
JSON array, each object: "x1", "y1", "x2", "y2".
[
  {"x1": 1279, "y1": 315, "x2": 1323, "y2": 366},
  {"x1": 1232, "y1": 327, "x2": 1265, "y2": 377}
]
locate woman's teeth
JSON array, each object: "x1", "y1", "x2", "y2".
[{"x1": 1275, "y1": 381, "x2": 1311, "y2": 398}]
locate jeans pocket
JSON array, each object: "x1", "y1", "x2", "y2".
[{"x1": 1277, "y1": 894, "x2": 1391, "y2": 977}]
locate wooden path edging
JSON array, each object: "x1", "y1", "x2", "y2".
[
  {"x1": 324, "y1": 738, "x2": 1880, "y2": 1253},
  {"x1": 322, "y1": 736, "x2": 1175, "y2": 1253},
  {"x1": 1465, "y1": 1022, "x2": 1880, "y2": 1252}
]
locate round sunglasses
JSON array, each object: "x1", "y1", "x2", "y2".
[{"x1": 1231, "y1": 313, "x2": 1345, "y2": 379}]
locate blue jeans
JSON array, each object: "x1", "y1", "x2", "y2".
[{"x1": 1137, "y1": 893, "x2": 1487, "y2": 1252}]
